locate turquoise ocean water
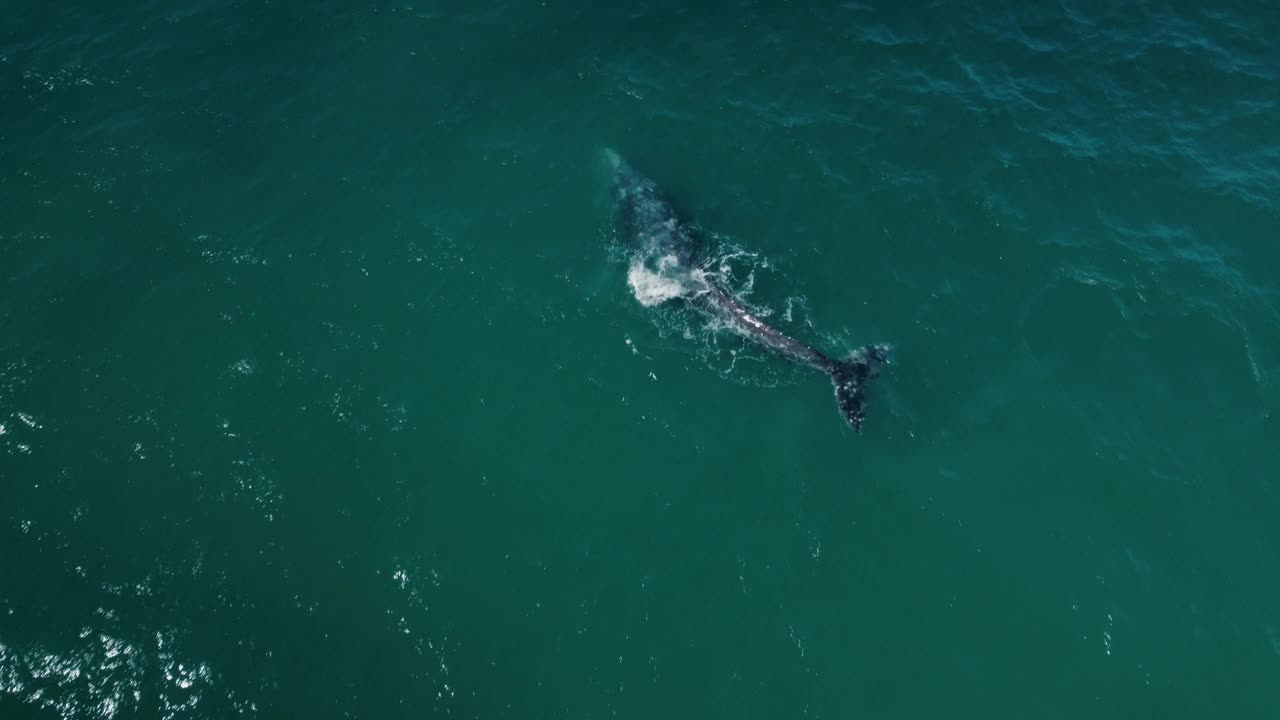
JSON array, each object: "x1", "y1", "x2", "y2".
[{"x1": 2, "y1": 1, "x2": 1278, "y2": 717}]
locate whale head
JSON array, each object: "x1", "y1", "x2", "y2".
[{"x1": 604, "y1": 149, "x2": 702, "y2": 266}]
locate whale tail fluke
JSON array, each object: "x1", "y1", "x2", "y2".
[{"x1": 831, "y1": 344, "x2": 892, "y2": 433}]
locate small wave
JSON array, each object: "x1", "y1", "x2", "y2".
[{"x1": 0, "y1": 626, "x2": 254, "y2": 718}]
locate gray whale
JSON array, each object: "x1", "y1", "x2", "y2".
[{"x1": 606, "y1": 149, "x2": 891, "y2": 432}]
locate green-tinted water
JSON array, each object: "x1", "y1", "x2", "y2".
[{"x1": 2, "y1": 1, "x2": 1278, "y2": 717}]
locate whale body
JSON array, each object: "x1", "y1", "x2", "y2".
[{"x1": 606, "y1": 149, "x2": 891, "y2": 432}]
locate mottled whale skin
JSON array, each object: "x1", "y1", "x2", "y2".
[{"x1": 606, "y1": 149, "x2": 891, "y2": 432}]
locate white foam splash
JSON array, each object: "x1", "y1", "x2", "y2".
[
  {"x1": 626, "y1": 254, "x2": 705, "y2": 307},
  {"x1": 621, "y1": 236, "x2": 813, "y2": 390}
]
